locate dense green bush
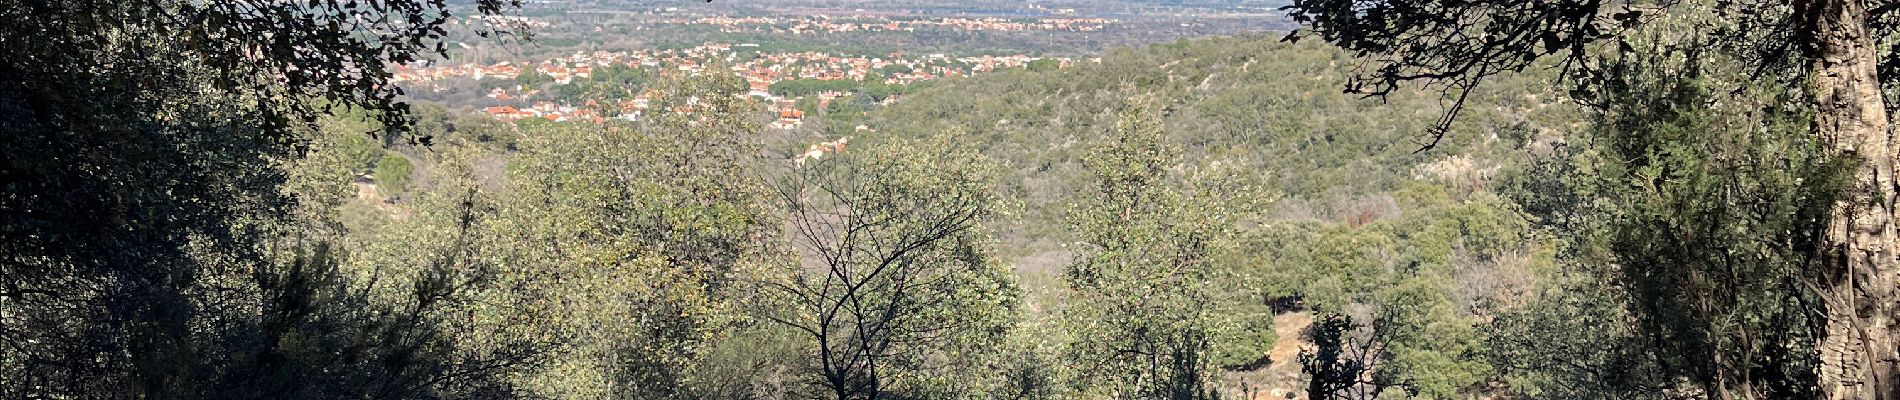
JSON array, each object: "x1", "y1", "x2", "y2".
[{"x1": 374, "y1": 151, "x2": 415, "y2": 195}]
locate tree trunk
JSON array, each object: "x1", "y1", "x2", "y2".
[{"x1": 1806, "y1": 0, "x2": 1900, "y2": 399}]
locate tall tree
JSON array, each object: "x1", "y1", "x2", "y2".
[
  {"x1": 1061, "y1": 103, "x2": 1232, "y2": 399},
  {"x1": 1283, "y1": 0, "x2": 1900, "y2": 397},
  {"x1": 0, "y1": 0, "x2": 522, "y2": 397},
  {"x1": 764, "y1": 135, "x2": 1019, "y2": 400},
  {"x1": 477, "y1": 73, "x2": 786, "y2": 398}
]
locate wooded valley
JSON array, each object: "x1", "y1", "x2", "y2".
[{"x1": 6, "y1": 1, "x2": 1900, "y2": 399}]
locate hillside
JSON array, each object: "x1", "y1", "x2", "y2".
[
  {"x1": 14, "y1": 1, "x2": 1880, "y2": 399},
  {"x1": 330, "y1": 34, "x2": 1589, "y2": 398},
  {"x1": 829, "y1": 34, "x2": 1581, "y2": 397},
  {"x1": 850, "y1": 35, "x2": 1577, "y2": 266}
]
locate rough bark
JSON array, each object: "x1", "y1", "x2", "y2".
[{"x1": 1805, "y1": 0, "x2": 1900, "y2": 399}]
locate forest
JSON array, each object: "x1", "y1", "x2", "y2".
[{"x1": 8, "y1": 0, "x2": 1900, "y2": 399}]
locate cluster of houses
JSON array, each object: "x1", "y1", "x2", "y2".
[
  {"x1": 792, "y1": 136, "x2": 850, "y2": 166},
  {"x1": 668, "y1": 15, "x2": 1112, "y2": 34},
  {"x1": 392, "y1": 61, "x2": 594, "y2": 84},
  {"x1": 772, "y1": 99, "x2": 807, "y2": 130},
  {"x1": 482, "y1": 101, "x2": 608, "y2": 123},
  {"x1": 391, "y1": 42, "x2": 1079, "y2": 127},
  {"x1": 927, "y1": 17, "x2": 1111, "y2": 32},
  {"x1": 460, "y1": 15, "x2": 552, "y2": 30},
  {"x1": 396, "y1": 43, "x2": 1063, "y2": 87}
]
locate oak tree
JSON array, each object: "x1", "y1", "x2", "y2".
[{"x1": 1284, "y1": 0, "x2": 1900, "y2": 397}]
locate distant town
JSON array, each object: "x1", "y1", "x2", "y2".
[
  {"x1": 666, "y1": 15, "x2": 1114, "y2": 34},
  {"x1": 389, "y1": 1, "x2": 1285, "y2": 128},
  {"x1": 394, "y1": 41, "x2": 1080, "y2": 127}
]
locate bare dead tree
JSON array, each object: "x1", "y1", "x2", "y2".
[{"x1": 759, "y1": 145, "x2": 1011, "y2": 400}]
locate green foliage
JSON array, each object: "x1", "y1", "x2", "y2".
[
  {"x1": 551, "y1": 63, "x2": 655, "y2": 102},
  {"x1": 339, "y1": 134, "x2": 383, "y2": 173},
  {"x1": 1492, "y1": 33, "x2": 1843, "y2": 398},
  {"x1": 1059, "y1": 103, "x2": 1255, "y2": 399},
  {"x1": 0, "y1": 0, "x2": 527, "y2": 397},
  {"x1": 1256, "y1": 191, "x2": 1515, "y2": 398},
  {"x1": 1281, "y1": 1, "x2": 1900, "y2": 395},
  {"x1": 880, "y1": 63, "x2": 915, "y2": 75},
  {"x1": 771, "y1": 78, "x2": 866, "y2": 96},
  {"x1": 322, "y1": 116, "x2": 387, "y2": 174},
  {"x1": 1300, "y1": 315, "x2": 1376, "y2": 399},
  {"x1": 373, "y1": 152, "x2": 415, "y2": 195},
  {"x1": 1487, "y1": 271, "x2": 1673, "y2": 398},
  {"x1": 836, "y1": 34, "x2": 1581, "y2": 399},
  {"x1": 1027, "y1": 58, "x2": 1062, "y2": 72},
  {"x1": 797, "y1": 95, "x2": 821, "y2": 115},
  {"x1": 1370, "y1": 273, "x2": 1492, "y2": 398},
  {"x1": 337, "y1": 146, "x2": 553, "y2": 397},
  {"x1": 867, "y1": 35, "x2": 1574, "y2": 262},
  {"x1": 1599, "y1": 56, "x2": 1832, "y2": 399},
  {"x1": 475, "y1": 72, "x2": 786, "y2": 398},
  {"x1": 771, "y1": 77, "x2": 906, "y2": 102},
  {"x1": 765, "y1": 132, "x2": 1022, "y2": 399},
  {"x1": 516, "y1": 68, "x2": 554, "y2": 86},
  {"x1": 27, "y1": 8, "x2": 1846, "y2": 398}
]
